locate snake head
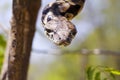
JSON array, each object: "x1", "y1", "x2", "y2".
[{"x1": 43, "y1": 16, "x2": 77, "y2": 46}]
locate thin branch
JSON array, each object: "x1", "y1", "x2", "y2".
[
  {"x1": 32, "y1": 49, "x2": 61, "y2": 55},
  {"x1": 32, "y1": 48, "x2": 120, "y2": 56}
]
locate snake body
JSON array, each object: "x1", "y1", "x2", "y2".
[{"x1": 41, "y1": 0, "x2": 85, "y2": 46}]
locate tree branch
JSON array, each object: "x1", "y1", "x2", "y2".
[
  {"x1": 1, "y1": 0, "x2": 41, "y2": 80},
  {"x1": 32, "y1": 48, "x2": 120, "y2": 56}
]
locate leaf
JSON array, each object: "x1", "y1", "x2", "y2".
[
  {"x1": 110, "y1": 70, "x2": 120, "y2": 75},
  {"x1": 86, "y1": 67, "x2": 96, "y2": 80},
  {"x1": 94, "y1": 72, "x2": 101, "y2": 80},
  {"x1": 105, "y1": 67, "x2": 120, "y2": 75},
  {"x1": 103, "y1": 78, "x2": 108, "y2": 80},
  {"x1": 109, "y1": 73, "x2": 116, "y2": 80}
]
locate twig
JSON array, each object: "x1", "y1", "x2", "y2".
[
  {"x1": 32, "y1": 49, "x2": 61, "y2": 55},
  {"x1": 32, "y1": 48, "x2": 120, "y2": 56}
]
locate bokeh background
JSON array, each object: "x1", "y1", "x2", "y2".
[{"x1": 0, "y1": 0, "x2": 120, "y2": 80}]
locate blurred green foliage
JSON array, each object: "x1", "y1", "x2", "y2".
[
  {"x1": 17, "y1": 0, "x2": 120, "y2": 80},
  {"x1": 0, "y1": 35, "x2": 6, "y2": 71},
  {"x1": 38, "y1": 0, "x2": 120, "y2": 80},
  {"x1": 81, "y1": 26, "x2": 120, "y2": 50},
  {"x1": 86, "y1": 66, "x2": 118, "y2": 80},
  {"x1": 41, "y1": 54, "x2": 81, "y2": 80}
]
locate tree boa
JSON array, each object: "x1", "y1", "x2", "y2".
[{"x1": 41, "y1": 0, "x2": 85, "y2": 46}]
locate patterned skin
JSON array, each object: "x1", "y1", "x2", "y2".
[{"x1": 41, "y1": 0, "x2": 85, "y2": 46}]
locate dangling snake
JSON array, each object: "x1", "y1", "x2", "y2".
[{"x1": 41, "y1": 0, "x2": 85, "y2": 46}]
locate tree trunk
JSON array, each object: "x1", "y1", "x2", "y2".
[{"x1": 1, "y1": 0, "x2": 41, "y2": 80}]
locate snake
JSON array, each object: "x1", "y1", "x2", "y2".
[{"x1": 41, "y1": 0, "x2": 85, "y2": 46}]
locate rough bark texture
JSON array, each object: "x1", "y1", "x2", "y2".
[{"x1": 1, "y1": 0, "x2": 41, "y2": 80}]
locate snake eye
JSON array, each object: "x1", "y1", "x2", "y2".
[
  {"x1": 70, "y1": 29, "x2": 77, "y2": 38},
  {"x1": 47, "y1": 15, "x2": 52, "y2": 22},
  {"x1": 72, "y1": 30, "x2": 77, "y2": 36},
  {"x1": 45, "y1": 28, "x2": 53, "y2": 33}
]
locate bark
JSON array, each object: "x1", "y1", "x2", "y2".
[{"x1": 0, "y1": 0, "x2": 41, "y2": 80}]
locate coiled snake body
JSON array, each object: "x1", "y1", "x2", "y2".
[{"x1": 41, "y1": 0, "x2": 85, "y2": 46}]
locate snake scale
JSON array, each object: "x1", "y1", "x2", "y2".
[{"x1": 41, "y1": 0, "x2": 85, "y2": 46}]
